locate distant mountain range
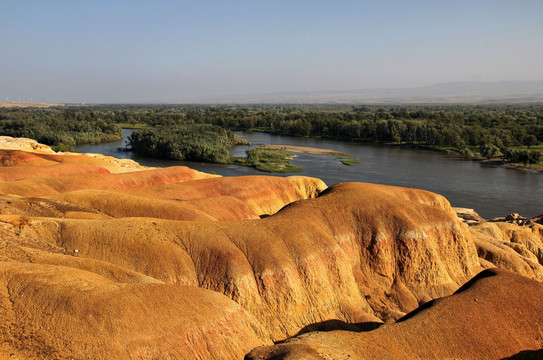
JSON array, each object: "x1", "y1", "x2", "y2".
[{"x1": 191, "y1": 80, "x2": 543, "y2": 104}]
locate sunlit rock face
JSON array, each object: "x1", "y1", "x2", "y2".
[
  {"x1": 246, "y1": 269, "x2": 543, "y2": 360},
  {"x1": 0, "y1": 262, "x2": 271, "y2": 360},
  {"x1": 0, "y1": 136, "x2": 56, "y2": 154},
  {"x1": 0, "y1": 140, "x2": 540, "y2": 359}
]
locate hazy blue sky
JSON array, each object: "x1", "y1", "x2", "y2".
[{"x1": 1, "y1": 0, "x2": 542, "y2": 103}]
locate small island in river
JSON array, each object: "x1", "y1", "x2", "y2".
[{"x1": 256, "y1": 144, "x2": 363, "y2": 168}]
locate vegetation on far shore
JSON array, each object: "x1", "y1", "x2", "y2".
[
  {"x1": 0, "y1": 103, "x2": 541, "y2": 170},
  {"x1": 0, "y1": 106, "x2": 122, "y2": 151}
]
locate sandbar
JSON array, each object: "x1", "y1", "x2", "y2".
[{"x1": 259, "y1": 144, "x2": 345, "y2": 155}]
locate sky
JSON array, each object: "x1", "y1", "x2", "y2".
[{"x1": 1, "y1": 0, "x2": 542, "y2": 103}]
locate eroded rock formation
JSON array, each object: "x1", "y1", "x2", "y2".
[
  {"x1": 246, "y1": 269, "x2": 543, "y2": 360},
  {"x1": 470, "y1": 221, "x2": 543, "y2": 280},
  {"x1": 0, "y1": 140, "x2": 541, "y2": 359}
]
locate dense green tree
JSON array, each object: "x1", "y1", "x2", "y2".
[
  {"x1": 503, "y1": 148, "x2": 541, "y2": 166},
  {"x1": 459, "y1": 147, "x2": 473, "y2": 160},
  {"x1": 480, "y1": 143, "x2": 501, "y2": 159},
  {"x1": 523, "y1": 134, "x2": 538, "y2": 148},
  {"x1": 128, "y1": 124, "x2": 247, "y2": 164}
]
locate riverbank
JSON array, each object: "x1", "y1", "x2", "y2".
[
  {"x1": 391, "y1": 143, "x2": 543, "y2": 173},
  {"x1": 479, "y1": 158, "x2": 543, "y2": 173},
  {"x1": 260, "y1": 140, "x2": 541, "y2": 172},
  {"x1": 245, "y1": 130, "x2": 542, "y2": 173}
]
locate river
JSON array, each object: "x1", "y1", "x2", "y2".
[{"x1": 75, "y1": 129, "x2": 543, "y2": 219}]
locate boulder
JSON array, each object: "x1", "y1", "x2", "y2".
[
  {"x1": 470, "y1": 221, "x2": 543, "y2": 280},
  {"x1": 453, "y1": 207, "x2": 485, "y2": 224}
]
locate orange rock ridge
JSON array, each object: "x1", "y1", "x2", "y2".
[{"x1": 20, "y1": 182, "x2": 481, "y2": 341}]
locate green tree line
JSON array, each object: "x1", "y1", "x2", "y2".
[
  {"x1": 0, "y1": 106, "x2": 122, "y2": 151},
  {"x1": 1, "y1": 104, "x2": 541, "y2": 164},
  {"x1": 115, "y1": 103, "x2": 543, "y2": 165}
]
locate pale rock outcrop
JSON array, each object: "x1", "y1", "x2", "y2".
[
  {"x1": 453, "y1": 207, "x2": 485, "y2": 224},
  {"x1": 470, "y1": 221, "x2": 543, "y2": 280},
  {"x1": 0, "y1": 139, "x2": 148, "y2": 173},
  {"x1": 0, "y1": 136, "x2": 56, "y2": 154}
]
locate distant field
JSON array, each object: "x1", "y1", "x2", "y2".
[{"x1": 0, "y1": 102, "x2": 63, "y2": 108}]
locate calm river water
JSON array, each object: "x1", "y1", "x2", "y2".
[{"x1": 76, "y1": 129, "x2": 543, "y2": 219}]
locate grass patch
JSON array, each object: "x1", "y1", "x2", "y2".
[
  {"x1": 335, "y1": 152, "x2": 363, "y2": 166},
  {"x1": 230, "y1": 148, "x2": 304, "y2": 173},
  {"x1": 340, "y1": 158, "x2": 363, "y2": 166},
  {"x1": 247, "y1": 127, "x2": 271, "y2": 132},
  {"x1": 117, "y1": 123, "x2": 148, "y2": 129},
  {"x1": 229, "y1": 156, "x2": 247, "y2": 165},
  {"x1": 423, "y1": 145, "x2": 456, "y2": 151}
]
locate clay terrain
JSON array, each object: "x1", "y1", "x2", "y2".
[{"x1": 0, "y1": 136, "x2": 541, "y2": 359}]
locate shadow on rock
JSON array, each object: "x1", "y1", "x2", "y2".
[
  {"x1": 293, "y1": 319, "x2": 382, "y2": 337},
  {"x1": 502, "y1": 349, "x2": 543, "y2": 360}
]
